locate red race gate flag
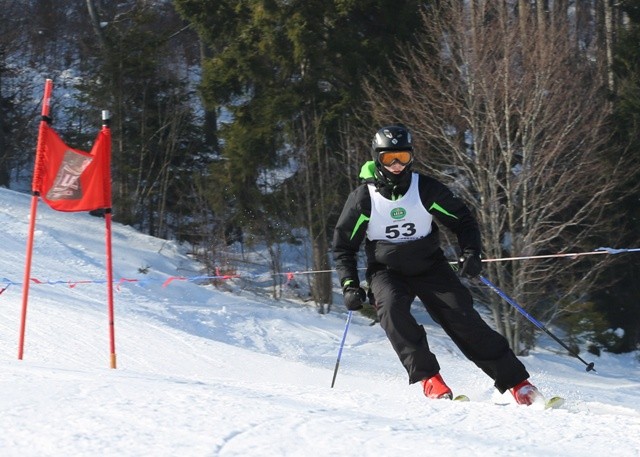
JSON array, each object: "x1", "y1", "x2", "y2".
[
  {"x1": 36, "y1": 123, "x2": 111, "y2": 212},
  {"x1": 20, "y1": 80, "x2": 117, "y2": 369}
]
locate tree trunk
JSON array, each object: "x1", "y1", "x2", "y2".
[
  {"x1": 86, "y1": 0, "x2": 107, "y2": 51},
  {"x1": 298, "y1": 112, "x2": 335, "y2": 314},
  {"x1": 603, "y1": 0, "x2": 616, "y2": 93},
  {"x1": 199, "y1": 39, "x2": 218, "y2": 153},
  {"x1": 312, "y1": 234, "x2": 332, "y2": 313},
  {"x1": 0, "y1": 64, "x2": 7, "y2": 187}
]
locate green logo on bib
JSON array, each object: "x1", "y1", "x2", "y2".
[{"x1": 390, "y1": 207, "x2": 406, "y2": 220}]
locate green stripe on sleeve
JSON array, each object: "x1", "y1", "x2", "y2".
[
  {"x1": 350, "y1": 214, "x2": 370, "y2": 240},
  {"x1": 429, "y1": 202, "x2": 459, "y2": 219}
]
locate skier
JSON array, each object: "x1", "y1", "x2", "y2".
[{"x1": 332, "y1": 124, "x2": 540, "y2": 405}]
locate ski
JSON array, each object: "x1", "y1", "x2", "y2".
[
  {"x1": 544, "y1": 396, "x2": 565, "y2": 409},
  {"x1": 449, "y1": 393, "x2": 565, "y2": 409}
]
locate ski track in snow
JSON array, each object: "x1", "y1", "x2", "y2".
[{"x1": 1, "y1": 187, "x2": 640, "y2": 457}]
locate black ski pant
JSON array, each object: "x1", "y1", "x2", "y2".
[{"x1": 369, "y1": 259, "x2": 529, "y2": 393}]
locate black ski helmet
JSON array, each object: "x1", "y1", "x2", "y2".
[
  {"x1": 371, "y1": 125, "x2": 413, "y2": 161},
  {"x1": 371, "y1": 125, "x2": 414, "y2": 187}
]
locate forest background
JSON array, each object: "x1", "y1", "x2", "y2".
[{"x1": 0, "y1": 0, "x2": 639, "y2": 355}]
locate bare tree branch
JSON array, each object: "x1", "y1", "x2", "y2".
[{"x1": 365, "y1": 0, "x2": 636, "y2": 352}]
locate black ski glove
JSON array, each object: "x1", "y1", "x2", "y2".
[
  {"x1": 458, "y1": 249, "x2": 482, "y2": 278},
  {"x1": 343, "y1": 286, "x2": 366, "y2": 311}
]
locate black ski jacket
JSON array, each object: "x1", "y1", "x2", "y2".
[{"x1": 332, "y1": 161, "x2": 482, "y2": 287}]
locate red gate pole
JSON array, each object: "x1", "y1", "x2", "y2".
[
  {"x1": 18, "y1": 78, "x2": 53, "y2": 360},
  {"x1": 101, "y1": 110, "x2": 116, "y2": 369}
]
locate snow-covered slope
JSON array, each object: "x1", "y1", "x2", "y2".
[{"x1": 1, "y1": 187, "x2": 639, "y2": 456}]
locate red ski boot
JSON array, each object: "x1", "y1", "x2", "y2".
[
  {"x1": 510, "y1": 379, "x2": 542, "y2": 405},
  {"x1": 421, "y1": 373, "x2": 453, "y2": 400}
]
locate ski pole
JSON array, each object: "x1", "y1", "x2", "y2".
[
  {"x1": 331, "y1": 310, "x2": 353, "y2": 388},
  {"x1": 479, "y1": 276, "x2": 596, "y2": 373}
]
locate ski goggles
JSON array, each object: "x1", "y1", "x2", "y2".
[{"x1": 378, "y1": 150, "x2": 413, "y2": 166}]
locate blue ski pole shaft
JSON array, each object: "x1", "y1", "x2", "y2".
[
  {"x1": 479, "y1": 276, "x2": 596, "y2": 373},
  {"x1": 331, "y1": 311, "x2": 353, "y2": 388}
]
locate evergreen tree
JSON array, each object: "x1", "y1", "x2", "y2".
[
  {"x1": 174, "y1": 0, "x2": 427, "y2": 309},
  {"x1": 81, "y1": 1, "x2": 208, "y2": 238}
]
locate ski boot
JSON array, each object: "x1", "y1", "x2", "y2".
[
  {"x1": 510, "y1": 379, "x2": 542, "y2": 406},
  {"x1": 421, "y1": 373, "x2": 453, "y2": 400}
]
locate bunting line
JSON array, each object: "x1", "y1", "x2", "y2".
[
  {"x1": 1, "y1": 246, "x2": 638, "y2": 295},
  {"x1": 481, "y1": 246, "x2": 640, "y2": 263}
]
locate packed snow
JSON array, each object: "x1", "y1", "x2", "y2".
[{"x1": 1, "y1": 187, "x2": 639, "y2": 457}]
